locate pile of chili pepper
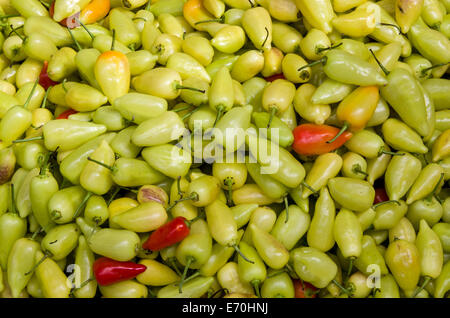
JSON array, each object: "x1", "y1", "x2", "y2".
[{"x1": 0, "y1": 0, "x2": 450, "y2": 299}]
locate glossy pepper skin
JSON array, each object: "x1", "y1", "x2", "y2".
[
  {"x1": 292, "y1": 124, "x2": 352, "y2": 156},
  {"x1": 93, "y1": 257, "x2": 147, "y2": 286},
  {"x1": 142, "y1": 217, "x2": 190, "y2": 251},
  {"x1": 380, "y1": 68, "x2": 430, "y2": 137}
]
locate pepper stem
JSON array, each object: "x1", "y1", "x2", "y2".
[
  {"x1": 25, "y1": 252, "x2": 49, "y2": 275},
  {"x1": 421, "y1": 63, "x2": 449, "y2": 77},
  {"x1": 107, "y1": 186, "x2": 121, "y2": 205},
  {"x1": 352, "y1": 164, "x2": 368, "y2": 177},
  {"x1": 9, "y1": 183, "x2": 16, "y2": 215},
  {"x1": 369, "y1": 49, "x2": 390, "y2": 76},
  {"x1": 172, "y1": 105, "x2": 193, "y2": 113},
  {"x1": 41, "y1": 86, "x2": 51, "y2": 108},
  {"x1": 111, "y1": 29, "x2": 116, "y2": 51},
  {"x1": 378, "y1": 147, "x2": 405, "y2": 156},
  {"x1": 70, "y1": 277, "x2": 95, "y2": 294},
  {"x1": 261, "y1": 27, "x2": 269, "y2": 49},
  {"x1": 372, "y1": 200, "x2": 400, "y2": 209},
  {"x1": 378, "y1": 23, "x2": 401, "y2": 34},
  {"x1": 176, "y1": 176, "x2": 184, "y2": 198},
  {"x1": 167, "y1": 192, "x2": 199, "y2": 212},
  {"x1": 332, "y1": 279, "x2": 353, "y2": 297},
  {"x1": 251, "y1": 280, "x2": 261, "y2": 298},
  {"x1": 266, "y1": 107, "x2": 277, "y2": 129},
  {"x1": 73, "y1": 192, "x2": 93, "y2": 219},
  {"x1": 76, "y1": 18, "x2": 95, "y2": 40},
  {"x1": 224, "y1": 178, "x2": 234, "y2": 207},
  {"x1": 9, "y1": 24, "x2": 25, "y2": 41},
  {"x1": 178, "y1": 256, "x2": 195, "y2": 294},
  {"x1": 346, "y1": 257, "x2": 355, "y2": 282},
  {"x1": 301, "y1": 181, "x2": 318, "y2": 196},
  {"x1": 412, "y1": 276, "x2": 431, "y2": 298},
  {"x1": 213, "y1": 105, "x2": 225, "y2": 127},
  {"x1": 298, "y1": 57, "x2": 327, "y2": 73},
  {"x1": 174, "y1": 84, "x2": 205, "y2": 94},
  {"x1": 326, "y1": 122, "x2": 349, "y2": 144},
  {"x1": 194, "y1": 18, "x2": 224, "y2": 25},
  {"x1": 168, "y1": 258, "x2": 182, "y2": 277},
  {"x1": 12, "y1": 136, "x2": 44, "y2": 143},
  {"x1": 87, "y1": 157, "x2": 116, "y2": 172},
  {"x1": 67, "y1": 26, "x2": 82, "y2": 51},
  {"x1": 38, "y1": 151, "x2": 52, "y2": 176},
  {"x1": 181, "y1": 107, "x2": 200, "y2": 121},
  {"x1": 316, "y1": 42, "x2": 343, "y2": 54},
  {"x1": 428, "y1": 172, "x2": 444, "y2": 201},
  {"x1": 284, "y1": 196, "x2": 289, "y2": 224},
  {"x1": 232, "y1": 244, "x2": 254, "y2": 264},
  {"x1": 23, "y1": 79, "x2": 39, "y2": 110}
]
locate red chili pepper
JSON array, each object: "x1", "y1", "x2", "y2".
[
  {"x1": 39, "y1": 61, "x2": 59, "y2": 90},
  {"x1": 264, "y1": 73, "x2": 285, "y2": 82},
  {"x1": 292, "y1": 124, "x2": 353, "y2": 156},
  {"x1": 293, "y1": 280, "x2": 319, "y2": 298},
  {"x1": 56, "y1": 109, "x2": 78, "y2": 119},
  {"x1": 142, "y1": 216, "x2": 190, "y2": 251},
  {"x1": 93, "y1": 257, "x2": 147, "y2": 286},
  {"x1": 373, "y1": 188, "x2": 389, "y2": 204}
]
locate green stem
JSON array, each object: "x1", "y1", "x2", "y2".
[
  {"x1": 298, "y1": 57, "x2": 327, "y2": 73},
  {"x1": 326, "y1": 122, "x2": 349, "y2": 144},
  {"x1": 76, "y1": 18, "x2": 95, "y2": 40},
  {"x1": 172, "y1": 105, "x2": 193, "y2": 113},
  {"x1": 266, "y1": 107, "x2": 277, "y2": 129},
  {"x1": 421, "y1": 63, "x2": 449, "y2": 77},
  {"x1": 352, "y1": 164, "x2": 368, "y2": 177},
  {"x1": 372, "y1": 200, "x2": 400, "y2": 209},
  {"x1": 194, "y1": 18, "x2": 224, "y2": 25},
  {"x1": 25, "y1": 253, "x2": 49, "y2": 275},
  {"x1": 12, "y1": 136, "x2": 44, "y2": 143},
  {"x1": 284, "y1": 196, "x2": 289, "y2": 224},
  {"x1": 261, "y1": 27, "x2": 269, "y2": 49},
  {"x1": 73, "y1": 192, "x2": 93, "y2": 219},
  {"x1": 111, "y1": 29, "x2": 116, "y2": 51},
  {"x1": 41, "y1": 87, "x2": 51, "y2": 108},
  {"x1": 67, "y1": 26, "x2": 82, "y2": 51},
  {"x1": 412, "y1": 276, "x2": 431, "y2": 298},
  {"x1": 378, "y1": 23, "x2": 401, "y2": 34},
  {"x1": 178, "y1": 256, "x2": 195, "y2": 294},
  {"x1": 301, "y1": 181, "x2": 318, "y2": 196},
  {"x1": 9, "y1": 24, "x2": 25, "y2": 41},
  {"x1": 428, "y1": 173, "x2": 445, "y2": 201},
  {"x1": 251, "y1": 280, "x2": 261, "y2": 298},
  {"x1": 167, "y1": 193, "x2": 199, "y2": 212},
  {"x1": 233, "y1": 244, "x2": 254, "y2": 264},
  {"x1": 213, "y1": 105, "x2": 225, "y2": 127},
  {"x1": 224, "y1": 178, "x2": 234, "y2": 207},
  {"x1": 169, "y1": 258, "x2": 182, "y2": 277},
  {"x1": 378, "y1": 147, "x2": 405, "y2": 156},
  {"x1": 316, "y1": 42, "x2": 343, "y2": 54},
  {"x1": 181, "y1": 107, "x2": 200, "y2": 121},
  {"x1": 175, "y1": 84, "x2": 205, "y2": 94},
  {"x1": 87, "y1": 157, "x2": 116, "y2": 172},
  {"x1": 346, "y1": 257, "x2": 355, "y2": 283},
  {"x1": 23, "y1": 79, "x2": 39, "y2": 110},
  {"x1": 332, "y1": 279, "x2": 353, "y2": 297},
  {"x1": 369, "y1": 49, "x2": 390, "y2": 76},
  {"x1": 107, "y1": 186, "x2": 121, "y2": 206}
]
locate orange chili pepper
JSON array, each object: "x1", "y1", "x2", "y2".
[
  {"x1": 328, "y1": 86, "x2": 380, "y2": 143},
  {"x1": 94, "y1": 32, "x2": 130, "y2": 104},
  {"x1": 79, "y1": 0, "x2": 111, "y2": 25}
]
